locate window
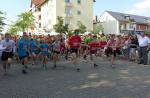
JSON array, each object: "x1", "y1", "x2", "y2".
[
  {"x1": 39, "y1": 23, "x2": 41, "y2": 28},
  {"x1": 39, "y1": 15, "x2": 41, "y2": 20},
  {"x1": 130, "y1": 24, "x2": 134, "y2": 29},
  {"x1": 77, "y1": 10, "x2": 81, "y2": 15},
  {"x1": 65, "y1": 7, "x2": 71, "y2": 15},
  {"x1": 77, "y1": 0, "x2": 81, "y2": 4},
  {"x1": 124, "y1": 24, "x2": 127, "y2": 29},
  {"x1": 38, "y1": 8, "x2": 41, "y2": 11},
  {"x1": 65, "y1": 0, "x2": 70, "y2": 3}
]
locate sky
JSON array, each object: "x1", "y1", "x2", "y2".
[{"x1": 0, "y1": 0, "x2": 150, "y2": 33}]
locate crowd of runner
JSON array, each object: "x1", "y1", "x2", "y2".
[{"x1": 0, "y1": 30, "x2": 150, "y2": 75}]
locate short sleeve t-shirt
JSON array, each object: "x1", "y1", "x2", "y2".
[
  {"x1": 30, "y1": 40, "x2": 38, "y2": 52},
  {"x1": 84, "y1": 37, "x2": 93, "y2": 44},
  {"x1": 18, "y1": 39, "x2": 28, "y2": 57},
  {"x1": 40, "y1": 44, "x2": 49, "y2": 54},
  {"x1": 69, "y1": 35, "x2": 82, "y2": 49},
  {"x1": 88, "y1": 42, "x2": 99, "y2": 51},
  {"x1": 52, "y1": 41, "x2": 61, "y2": 52},
  {"x1": 1, "y1": 40, "x2": 15, "y2": 52}
]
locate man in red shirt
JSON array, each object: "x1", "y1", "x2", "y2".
[
  {"x1": 88, "y1": 35, "x2": 99, "y2": 68},
  {"x1": 69, "y1": 30, "x2": 82, "y2": 72}
]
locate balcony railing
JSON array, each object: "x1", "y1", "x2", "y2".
[{"x1": 65, "y1": 2, "x2": 73, "y2": 7}]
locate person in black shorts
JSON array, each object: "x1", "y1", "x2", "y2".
[
  {"x1": 52, "y1": 37, "x2": 61, "y2": 68},
  {"x1": 1, "y1": 33, "x2": 15, "y2": 75},
  {"x1": 68, "y1": 30, "x2": 82, "y2": 72}
]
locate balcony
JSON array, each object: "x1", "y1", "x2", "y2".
[{"x1": 65, "y1": 2, "x2": 73, "y2": 7}]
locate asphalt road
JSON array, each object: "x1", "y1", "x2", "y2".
[{"x1": 0, "y1": 57, "x2": 150, "y2": 98}]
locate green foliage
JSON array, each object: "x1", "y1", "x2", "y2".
[
  {"x1": 54, "y1": 16, "x2": 69, "y2": 33},
  {"x1": 145, "y1": 23, "x2": 150, "y2": 34},
  {"x1": 15, "y1": 11, "x2": 34, "y2": 32},
  {"x1": 67, "y1": 31, "x2": 73, "y2": 37},
  {"x1": 54, "y1": 16, "x2": 64, "y2": 33},
  {"x1": 0, "y1": 10, "x2": 6, "y2": 32},
  {"x1": 62, "y1": 24, "x2": 69, "y2": 32},
  {"x1": 77, "y1": 21, "x2": 86, "y2": 33},
  {"x1": 93, "y1": 23, "x2": 104, "y2": 34},
  {"x1": 145, "y1": 28, "x2": 150, "y2": 34},
  {"x1": 7, "y1": 24, "x2": 19, "y2": 35}
]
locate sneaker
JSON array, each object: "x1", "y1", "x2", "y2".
[
  {"x1": 22, "y1": 70, "x2": 27, "y2": 74},
  {"x1": 94, "y1": 64, "x2": 98, "y2": 68},
  {"x1": 76, "y1": 68, "x2": 80, "y2": 72},
  {"x1": 111, "y1": 65, "x2": 116, "y2": 68}
]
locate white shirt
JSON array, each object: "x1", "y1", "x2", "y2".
[
  {"x1": 137, "y1": 34, "x2": 150, "y2": 47},
  {"x1": 1, "y1": 39, "x2": 16, "y2": 52}
]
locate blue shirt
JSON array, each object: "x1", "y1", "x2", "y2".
[
  {"x1": 18, "y1": 39, "x2": 29, "y2": 57},
  {"x1": 40, "y1": 44, "x2": 49, "y2": 54},
  {"x1": 30, "y1": 39, "x2": 38, "y2": 52}
]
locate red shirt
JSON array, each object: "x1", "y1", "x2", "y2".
[
  {"x1": 88, "y1": 42, "x2": 99, "y2": 51},
  {"x1": 69, "y1": 35, "x2": 82, "y2": 49}
]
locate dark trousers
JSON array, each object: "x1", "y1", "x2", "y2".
[{"x1": 139, "y1": 46, "x2": 148, "y2": 64}]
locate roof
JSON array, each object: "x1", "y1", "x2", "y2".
[
  {"x1": 106, "y1": 11, "x2": 150, "y2": 24},
  {"x1": 31, "y1": 0, "x2": 46, "y2": 7}
]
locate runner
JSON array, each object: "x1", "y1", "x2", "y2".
[
  {"x1": 88, "y1": 35, "x2": 99, "y2": 68},
  {"x1": 83, "y1": 33, "x2": 93, "y2": 60},
  {"x1": 30, "y1": 37, "x2": 40, "y2": 65},
  {"x1": 52, "y1": 37, "x2": 61, "y2": 69},
  {"x1": 1, "y1": 33, "x2": 15, "y2": 75},
  {"x1": 39, "y1": 39, "x2": 49, "y2": 70},
  {"x1": 110, "y1": 35, "x2": 121, "y2": 68},
  {"x1": 18, "y1": 32, "x2": 29, "y2": 74},
  {"x1": 68, "y1": 30, "x2": 82, "y2": 72}
]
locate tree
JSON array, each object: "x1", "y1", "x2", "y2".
[
  {"x1": 7, "y1": 24, "x2": 19, "y2": 35},
  {"x1": 145, "y1": 26, "x2": 150, "y2": 34},
  {"x1": 77, "y1": 21, "x2": 86, "y2": 33},
  {"x1": 54, "y1": 16, "x2": 69, "y2": 33},
  {"x1": 145, "y1": 21, "x2": 150, "y2": 34},
  {"x1": 0, "y1": 11, "x2": 6, "y2": 32},
  {"x1": 62, "y1": 24, "x2": 69, "y2": 32},
  {"x1": 54, "y1": 16, "x2": 64, "y2": 33},
  {"x1": 93, "y1": 23, "x2": 104, "y2": 34},
  {"x1": 15, "y1": 11, "x2": 34, "y2": 32}
]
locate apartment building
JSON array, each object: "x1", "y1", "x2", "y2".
[{"x1": 31, "y1": 0, "x2": 94, "y2": 34}]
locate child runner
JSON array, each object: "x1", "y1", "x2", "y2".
[
  {"x1": 39, "y1": 39, "x2": 49, "y2": 70},
  {"x1": 30, "y1": 37, "x2": 39, "y2": 65},
  {"x1": 83, "y1": 33, "x2": 93, "y2": 60},
  {"x1": 52, "y1": 37, "x2": 61, "y2": 69},
  {"x1": 110, "y1": 35, "x2": 121, "y2": 68},
  {"x1": 88, "y1": 35, "x2": 99, "y2": 68}
]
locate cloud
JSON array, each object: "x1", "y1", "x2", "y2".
[{"x1": 126, "y1": 0, "x2": 150, "y2": 15}]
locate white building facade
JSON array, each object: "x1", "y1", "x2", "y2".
[
  {"x1": 99, "y1": 11, "x2": 150, "y2": 35},
  {"x1": 99, "y1": 12, "x2": 120, "y2": 35},
  {"x1": 31, "y1": 0, "x2": 94, "y2": 34}
]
